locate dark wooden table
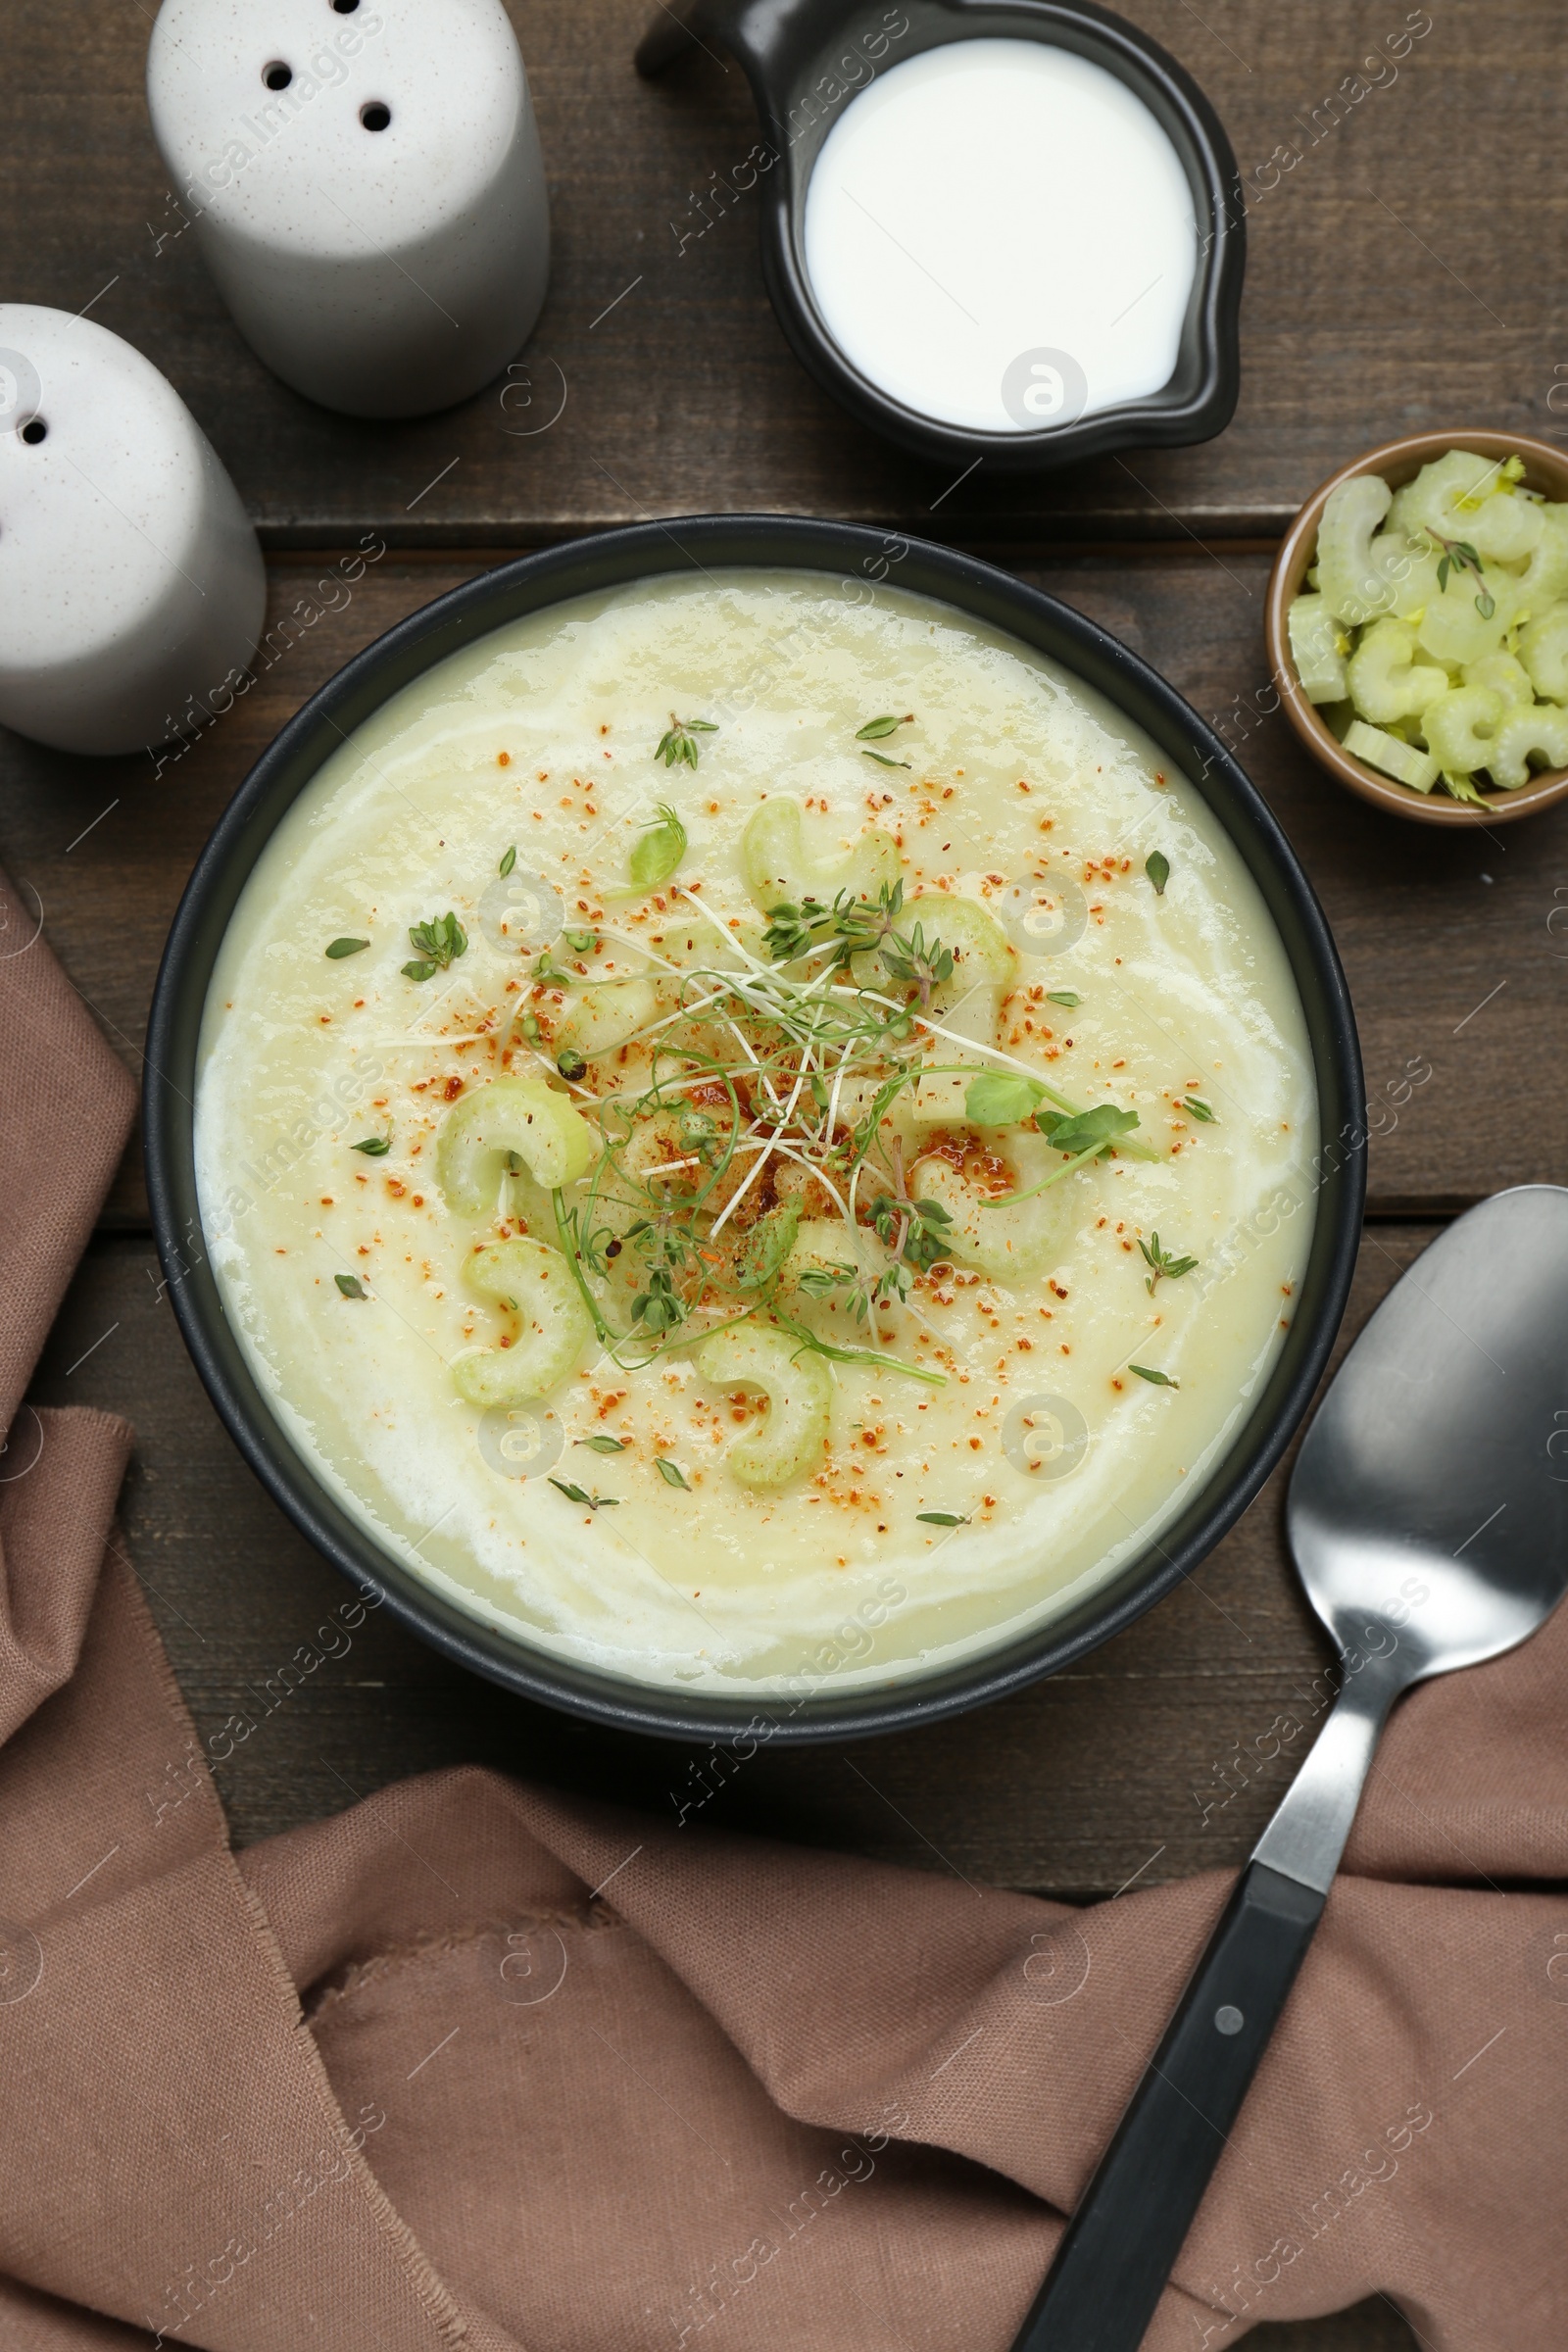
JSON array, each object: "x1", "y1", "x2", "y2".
[{"x1": 6, "y1": 5, "x2": 1566, "y2": 2344}]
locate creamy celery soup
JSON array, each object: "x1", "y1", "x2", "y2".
[{"x1": 195, "y1": 571, "x2": 1316, "y2": 1696}]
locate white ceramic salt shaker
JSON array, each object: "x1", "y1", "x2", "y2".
[
  {"x1": 0, "y1": 306, "x2": 265, "y2": 759},
  {"x1": 146, "y1": 0, "x2": 551, "y2": 418}
]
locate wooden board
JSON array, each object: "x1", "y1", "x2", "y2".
[
  {"x1": 2, "y1": 552, "x2": 1563, "y2": 1229},
  {"x1": 3, "y1": 0, "x2": 1560, "y2": 544}
]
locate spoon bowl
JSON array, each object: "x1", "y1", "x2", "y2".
[{"x1": 1289, "y1": 1187, "x2": 1568, "y2": 1682}]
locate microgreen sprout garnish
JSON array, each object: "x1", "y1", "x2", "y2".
[
  {"x1": 983, "y1": 1101, "x2": 1143, "y2": 1207},
  {"x1": 760, "y1": 881, "x2": 950, "y2": 1017},
  {"x1": 352, "y1": 1136, "x2": 391, "y2": 1156},
  {"x1": 564, "y1": 929, "x2": 599, "y2": 955},
  {"x1": 1145, "y1": 851, "x2": 1170, "y2": 896},
  {"x1": 403, "y1": 911, "x2": 467, "y2": 982},
  {"x1": 655, "y1": 1457, "x2": 692, "y2": 1490},
  {"x1": 549, "y1": 1478, "x2": 619, "y2": 1509},
  {"x1": 557, "y1": 1048, "x2": 589, "y2": 1083},
  {"x1": 656, "y1": 715, "x2": 717, "y2": 769},
  {"x1": 499, "y1": 845, "x2": 517, "y2": 877},
  {"x1": 966, "y1": 1070, "x2": 1047, "y2": 1126},
  {"x1": 628, "y1": 803, "x2": 688, "y2": 890},
  {"x1": 577, "y1": 1434, "x2": 627, "y2": 1454},
  {"x1": 857, "y1": 713, "x2": 913, "y2": 740},
  {"x1": 325, "y1": 936, "x2": 368, "y2": 959},
  {"x1": 1181, "y1": 1097, "x2": 1216, "y2": 1122},
  {"x1": 1140, "y1": 1232, "x2": 1199, "y2": 1294},
  {"x1": 1426, "y1": 529, "x2": 1494, "y2": 619},
  {"x1": 1047, "y1": 990, "x2": 1082, "y2": 1008},
  {"x1": 862, "y1": 748, "x2": 912, "y2": 768},
  {"x1": 527, "y1": 873, "x2": 1164, "y2": 1389},
  {"x1": 334, "y1": 1274, "x2": 368, "y2": 1298},
  {"x1": 1040, "y1": 1103, "x2": 1141, "y2": 1155},
  {"x1": 916, "y1": 1509, "x2": 971, "y2": 1527},
  {"x1": 1129, "y1": 1363, "x2": 1179, "y2": 1389}
]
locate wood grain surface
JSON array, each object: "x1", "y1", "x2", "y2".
[
  {"x1": 9, "y1": 5, "x2": 1568, "y2": 2342},
  {"x1": 3, "y1": 1, "x2": 1562, "y2": 544}
]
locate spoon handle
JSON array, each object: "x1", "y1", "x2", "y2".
[{"x1": 1007, "y1": 1861, "x2": 1324, "y2": 2352}]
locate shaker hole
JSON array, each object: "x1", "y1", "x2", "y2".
[
  {"x1": 332, "y1": 0, "x2": 361, "y2": 12},
  {"x1": 360, "y1": 100, "x2": 391, "y2": 131},
  {"x1": 263, "y1": 60, "x2": 293, "y2": 90},
  {"x1": 21, "y1": 419, "x2": 47, "y2": 445}
]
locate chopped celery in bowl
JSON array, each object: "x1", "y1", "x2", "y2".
[{"x1": 1267, "y1": 432, "x2": 1568, "y2": 827}]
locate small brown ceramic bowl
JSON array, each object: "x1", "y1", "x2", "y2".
[{"x1": 1266, "y1": 429, "x2": 1568, "y2": 826}]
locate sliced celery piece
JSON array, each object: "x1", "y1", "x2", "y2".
[
  {"x1": 437, "y1": 1077, "x2": 595, "y2": 1213},
  {"x1": 1288, "y1": 593, "x2": 1348, "y2": 704},
  {"x1": 697, "y1": 1323, "x2": 833, "y2": 1489},
  {"x1": 1344, "y1": 719, "x2": 1440, "y2": 794}
]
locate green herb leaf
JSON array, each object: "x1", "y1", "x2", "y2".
[
  {"x1": 325, "y1": 936, "x2": 369, "y2": 959},
  {"x1": 404, "y1": 911, "x2": 467, "y2": 980},
  {"x1": 798, "y1": 1263, "x2": 858, "y2": 1298},
  {"x1": 628, "y1": 803, "x2": 688, "y2": 890},
  {"x1": 868, "y1": 1193, "x2": 954, "y2": 1273},
  {"x1": 549, "y1": 1478, "x2": 619, "y2": 1509},
  {"x1": 1443, "y1": 771, "x2": 1490, "y2": 808},
  {"x1": 736, "y1": 1200, "x2": 802, "y2": 1293},
  {"x1": 655, "y1": 1457, "x2": 692, "y2": 1490},
  {"x1": 861, "y1": 748, "x2": 912, "y2": 768},
  {"x1": 856, "y1": 714, "x2": 909, "y2": 740},
  {"x1": 655, "y1": 715, "x2": 717, "y2": 769},
  {"x1": 1139, "y1": 1231, "x2": 1200, "y2": 1294},
  {"x1": 1129, "y1": 1363, "x2": 1179, "y2": 1389},
  {"x1": 916, "y1": 1510, "x2": 971, "y2": 1527},
  {"x1": 1046, "y1": 990, "x2": 1082, "y2": 1008},
  {"x1": 577, "y1": 1434, "x2": 627, "y2": 1454},
  {"x1": 352, "y1": 1136, "x2": 390, "y2": 1156},
  {"x1": 334, "y1": 1273, "x2": 368, "y2": 1298},
  {"x1": 1181, "y1": 1097, "x2": 1216, "y2": 1122},
  {"x1": 1146, "y1": 851, "x2": 1170, "y2": 896},
  {"x1": 564, "y1": 928, "x2": 599, "y2": 955},
  {"x1": 1037, "y1": 1102, "x2": 1141, "y2": 1155},
  {"x1": 965, "y1": 1069, "x2": 1048, "y2": 1126},
  {"x1": 499, "y1": 845, "x2": 517, "y2": 878},
  {"x1": 1476, "y1": 590, "x2": 1496, "y2": 620}
]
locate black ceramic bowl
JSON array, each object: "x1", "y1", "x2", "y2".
[
  {"x1": 637, "y1": 0, "x2": 1245, "y2": 471},
  {"x1": 145, "y1": 518, "x2": 1362, "y2": 1744}
]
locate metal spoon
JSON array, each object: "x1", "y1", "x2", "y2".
[{"x1": 1011, "y1": 1185, "x2": 1568, "y2": 2350}]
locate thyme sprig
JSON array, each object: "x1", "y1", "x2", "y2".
[
  {"x1": 656, "y1": 715, "x2": 717, "y2": 769},
  {"x1": 404, "y1": 911, "x2": 467, "y2": 983},
  {"x1": 1140, "y1": 1231, "x2": 1199, "y2": 1294},
  {"x1": 1425, "y1": 528, "x2": 1495, "y2": 619}
]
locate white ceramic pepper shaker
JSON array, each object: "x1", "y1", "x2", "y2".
[
  {"x1": 146, "y1": 0, "x2": 551, "y2": 418},
  {"x1": 0, "y1": 305, "x2": 265, "y2": 759}
]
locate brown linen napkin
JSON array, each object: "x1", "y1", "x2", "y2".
[{"x1": 2, "y1": 859, "x2": 1565, "y2": 2351}]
